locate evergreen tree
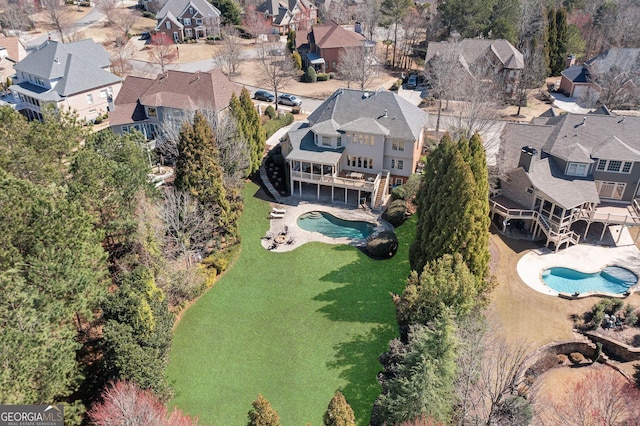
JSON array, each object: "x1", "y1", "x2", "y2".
[
  {"x1": 438, "y1": 0, "x2": 495, "y2": 39},
  {"x1": 211, "y1": 0, "x2": 241, "y2": 25},
  {"x1": 374, "y1": 311, "x2": 459, "y2": 424},
  {"x1": 247, "y1": 394, "x2": 281, "y2": 426},
  {"x1": 175, "y1": 111, "x2": 230, "y2": 228},
  {"x1": 0, "y1": 169, "x2": 106, "y2": 405},
  {"x1": 239, "y1": 88, "x2": 267, "y2": 175},
  {"x1": 488, "y1": 0, "x2": 519, "y2": 44},
  {"x1": 395, "y1": 254, "x2": 478, "y2": 333},
  {"x1": 101, "y1": 267, "x2": 173, "y2": 397},
  {"x1": 380, "y1": 0, "x2": 413, "y2": 68},
  {"x1": 286, "y1": 29, "x2": 296, "y2": 53},
  {"x1": 323, "y1": 390, "x2": 356, "y2": 426},
  {"x1": 291, "y1": 51, "x2": 302, "y2": 70},
  {"x1": 409, "y1": 134, "x2": 490, "y2": 281},
  {"x1": 547, "y1": 7, "x2": 568, "y2": 76}
]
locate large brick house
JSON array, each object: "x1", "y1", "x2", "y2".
[
  {"x1": 298, "y1": 20, "x2": 372, "y2": 73},
  {"x1": 9, "y1": 39, "x2": 121, "y2": 122},
  {"x1": 280, "y1": 88, "x2": 427, "y2": 209},
  {"x1": 257, "y1": 0, "x2": 317, "y2": 34},
  {"x1": 155, "y1": 0, "x2": 221, "y2": 43}
]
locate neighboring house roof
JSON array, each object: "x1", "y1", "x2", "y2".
[
  {"x1": 54, "y1": 54, "x2": 121, "y2": 96},
  {"x1": 585, "y1": 48, "x2": 640, "y2": 78},
  {"x1": 110, "y1": 69, "x2": 241, "y2": 126},
  {"x1": 258, "y1": 0, "x2": 315, "y2": 23},
  {"x1": 561, "y1": 64, "x2": 589, "y2": 83},
  {"x1": 307, "y1": 88, "x2": 427, "y2": 141},
  {"x1": 311, "y1": 21, "x2": 366, "y2": 49},
  {"x1": 425, "y1": 39, "x2": 524, "y2": 71},
  {"x1": 0, "y1": 35, "x2": 27, "y2": 61},
  {"x1": 157, "y1": 11, "x2": 184, "y2": 30},
  {"x1": 499, "y1": 111, "x2": 640, "y2": 208},
  {"x1": 156, "y1": 0, "x2": 220, "y2": 21},
  {"x1": 14, "y1": 39, "x2": 112, "y2": 80}
]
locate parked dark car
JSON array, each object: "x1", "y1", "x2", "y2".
[
  {"x1": 406, "y1": 74, "x2": 417, "y2": 89},
  {"x1": 254, "y1": 90, "x2": 275, "y2": 102},
  {"x1": 140, "y1": 31, "x2": 151, "y2": 40},
  {"x1": 277, "y1": 93, "x2": 302, "y2": 106}
]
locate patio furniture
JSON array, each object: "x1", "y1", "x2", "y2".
[{"x1": 272, "y1": 207, "x2": 286, "y2": 214}]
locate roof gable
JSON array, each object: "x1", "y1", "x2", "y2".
[
  {"x1": 156, "y1": 0, "x2": 220, "y2": 21},
  {"x1": 425, "y1": 39, "x2": 524, "y2": 71},
  {"x1": 312, "y1": 21, "x2": 366, "y2": 49}
]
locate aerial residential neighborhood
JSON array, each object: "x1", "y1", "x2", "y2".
[{"x1": 2, "y1": 0, "x2": 640, "y2": 425}]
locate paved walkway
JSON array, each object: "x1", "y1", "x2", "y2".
[{"x1": 517, "y1": 227, "x2": 640, "y2": 296}]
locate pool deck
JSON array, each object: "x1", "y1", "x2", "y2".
[
  {"x1": 261, "y1": 200, "x2": 390, "y2": 252},
  {"x1": 517, "y1": 225, "x2": 640, "y2": 297}
]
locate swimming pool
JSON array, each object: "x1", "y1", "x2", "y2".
[
  {"x1": 296, "y1": 211, "x2": 374, "y2": 239},
  {"x1": 541, "y1": 266, "x2": 637, "y2": 295}
]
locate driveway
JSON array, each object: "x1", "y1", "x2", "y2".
[{"x1": 551, "y1": 93, "x2": 592, "y2": 114}]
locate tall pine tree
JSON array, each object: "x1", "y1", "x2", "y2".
[
  {"x1": 230, "y1": 88, "x2": 266, "y2": 176},
  {"x1": 547, "y1": 7, "x2": 568, "y2": 76},
  {"x1": 175, "y1": 111, "x2": 230, "y2": 228}
]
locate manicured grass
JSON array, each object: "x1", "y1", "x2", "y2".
[{"x1": 167, "y1": 182, "x2": 415, "y2": 425}]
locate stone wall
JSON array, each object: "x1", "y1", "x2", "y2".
[{"x1": 586, "y1": 331, "x2": 640, "y2": 362}]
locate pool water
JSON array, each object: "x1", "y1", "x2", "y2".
[
  {"x1": 541, "y1": 266, "x2": 637, "y2": 295},
  {"x1": 297, "y1": 211, "x2": 374, "y2": 239}
]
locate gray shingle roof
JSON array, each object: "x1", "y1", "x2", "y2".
[
  {"x1": 55, "y1": 54, "x2": 121, "y2": 96},
  {"x1": 306, "y1": 88, "x2": 426, "y2": 141},
  {"x1": 156, "y1": 0, "x2": 220, "y2": 21},
  {"x1": 425, "y1": 39, "x2": 524, "y2": 71},
  {"x1": 285, "y1": 121, "x2": 345, "y2": 163},
  {"x1": 526, "y1": 157, "x2": 600, "y2": 208},
  {"x1": 15, "y1": 39, "x2": 111, "y2": 80}
]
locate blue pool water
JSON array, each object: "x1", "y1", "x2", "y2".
[
  {"x1": 297, "y1": 211, "x2": 374, "y2": 239},
  {"x1": 541, "y1": 266, "x2": 637, "y2": 295}
]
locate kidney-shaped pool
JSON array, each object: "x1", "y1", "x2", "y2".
[
  {"x1": 541, "y1": 266, "x2": 637, "y2": 295},
  {"x1": 297, "y1": 211, "x2": 375, "y2": 239}
]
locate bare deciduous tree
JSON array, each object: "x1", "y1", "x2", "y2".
[
  {"x1": 587, "y1": 65, "x2": 640, "y2": 110},
  {"x1": 257, "y1": 41, "x2": 297, "y2": 110},
  {"x1": 95, "y1": 0, "x2": 119, "y2": 27},
  {"x1": 160, "y1": 188, "x2": 216, "y2": 264},
  {"x1": 354, "y1": 0, "x2": 382, "y2": 41},
  {"x1": 41, "y1": 0, "x2": 73, "y2": 42},
  {"x1": 148, "y1": 33, "x2": 177, "y2": 73},
  {"x1": 107, "y1": 34, "x2": 135, "y2": 76},
  {"x1": 243, "y1": 4, "x2": 270, "y2": 42},
  {"x1": 337, "y1": 44, "x2": 379, "y2": 90},
  {"x1": 540, "y1": 368, "x2": 640, "y2": 426},
  {"x1": 0, "y1": 0, "x2": 34, "y2": 32},
  {"x1": 112, "y1": 8, "x2": 138, "y2": 36},
  {"x1": 214, "y1": 25, "x2": 243, "y2": 77}
]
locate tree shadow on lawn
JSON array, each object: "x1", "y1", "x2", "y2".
[
  {"x1": 328, "y1": 324, "x2": 396, "y2": 424},
  {"x1": 314, "y1": 244, "x2": 407, "y2": 422}
]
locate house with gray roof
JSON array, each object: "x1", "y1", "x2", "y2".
[
  {"x1": 424, "y1": 39, "x2": 524, "y2": 95},
  {"x1": 559, "y1": 48, "x2": 640, "y2": 108},
  {"x1": 155, "y1": 0, "x2": 221, "y2": 43},
  {"x1": 9, "y1": 39, "x2": 122, "y2": 122},
  {"x1": 280, "y1": 88, "x2": 427, "y2": 209},
  {"x1": 491, "y1": 108, "x2": 640, "y2": 250}
]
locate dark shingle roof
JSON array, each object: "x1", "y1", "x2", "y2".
[
  {"x1": 561, "y1": 64, "x2": 589, "y2": 83},
  {"x1": 425, "y1": 39, "x2": 524, "y2": 70}
]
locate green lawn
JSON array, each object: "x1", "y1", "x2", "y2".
[{"x1": 167, "y1": 182, "x2": 415, "y2": 425}]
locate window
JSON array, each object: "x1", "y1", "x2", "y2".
[
  {"x1": 596, "y1": 181, "x2": 626, "y2": 200},
  {"x1": 322, "y1": 136, "x2": 331, "y2": 147},
  {"x1": 183, "y1": 18, "x2": 192, "y2": 26},
  {"x1": 566, "y1": 162, "x2": 587, "y2": 177},
  {"x1": 100, "y1": 90, "x2": 108, "y2": 98},
  {"x1": 86, "y1": 94, "x2": 94, "y2": 104},
  {"x1": 337, "y1": 136, "x2": 342, "y2": 147},
  {"x1": 391, "y1": 159, "x2": 404, "y2": 170},
  {"x1": 189, "y1": 7, "x2": 194, "y2": 14},
  {"x1": 122, "y1": 125, "x2": 130, "y2": 133},
  {"x1": 165, "y1": 22, "x2": 171, "y2": 29},
  {"x1": 596, "y1": 159, "x2": 633, "y2": 174},
  {"x1": 392, "y1": 140, "x2": 405, "y2": 151},
  {"x1": 196, "y1": 18, "x2": 203, "y2": 25},
  {"x1": 607, "y1": 160, "x2": 622, "y2": 172},
  {"x1": 147, "y1": 107, "x2": 157, "y2": 118},
  {"x1": 352, "y1": 133, "x2": 374, "y2": 145},
  {"x1": 185, "y1": 28, "x2": 193, "y2": 37},
  {"x1": 395, "y1": 178, "x2": 403, "y2": 186}
]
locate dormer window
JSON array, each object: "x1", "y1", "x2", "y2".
[
  {"x1": 147, "y1": 107, "x2": 157, "y2": 118},
  {"x1": 566, "y1": 162, "x2": 587, "y2": 177}
]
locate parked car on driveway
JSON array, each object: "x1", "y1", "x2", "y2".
[
  {"x1": 406, "y1": 74, "x2": 417, "y2": 89},
  {"x1": 278, "y1": 93, "x2": 302, "y2": 106},
  {"x1": 254, "y1": 90, "x2": 275, "y2": 102}
]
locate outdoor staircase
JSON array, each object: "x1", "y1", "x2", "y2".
[{"x1": 372, "y1": 170, "x2": 390, "y2": 211}]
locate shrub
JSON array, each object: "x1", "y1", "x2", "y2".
[
  {"x1": 569, "y1": 352, "x2": 586, "y2": 364},
  {"x1": 390, "y1": 78, "x2": 402, "y2": 91},
  {"x1": 142, "y1": 11, "x2": 156, "y2": 19},
  {"x1": 264, "y1": 105, "x2": 276, "y2": 119},
  {"x1": 317, "y1": 73, "x2": 329, "y2": 81},
  {"x1": 624, "y1": 304, "x2": 638, "y2": 326},
  {"x1": 391, "y1": 174, "x2": 421, "y2": 201},
  {"x1": 202, "y1": 244, "x2": 240, "y2": 273},
  {"x1": 328, "y1": 72, "x2": 335, "y2": 79},
  {"x1": 291, "y1": 105, "x2": 301, "y2": 114},
  {"x1": 366, "y1": 230, "x2": 399, "y2": 259},
  {"x1": 304, "y1": 66, "x2": 317, "y2": 83},
  {"x1": 383, "y1": 199, "x2": 406, "y2": 227},
  {"x1": 291, "y1": 51, "x2": 302, "y2": 70},
  {"x1": 557, "y1": 354, "x2": 569, "y2": 364},
  {"x1": 591, "y1": 305, "x2": 605, "y2": 329},
  {"x1": 262, "y1": 113, "x2": 294, "y2": 138}
]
